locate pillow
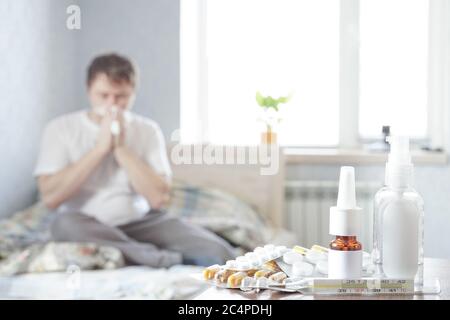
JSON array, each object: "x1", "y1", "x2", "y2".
[
  {"x1": 0, "y1": 242, "x2": 124, "y2": 276},
  {"x1": 164, "y1": 180, "x2": 297, "y2": 250},
  {"x1": 0, "y1": 202, "x2": 53, "y2": 260}
]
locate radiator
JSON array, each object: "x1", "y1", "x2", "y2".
[{"x1": 285, "y1": 180, "x2": 381, "y2": 251}]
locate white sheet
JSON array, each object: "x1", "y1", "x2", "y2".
[{"x1": 0, "y1": 265, "x2": 206, "y2": 300}]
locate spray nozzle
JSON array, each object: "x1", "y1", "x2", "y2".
[
  {"x1": 387, "y1": 136, "x2": 412, "y2": 166},
  {"x1": 337, "y1": 166, "x2": 357, "y2": 209},
  {"x1": 385, "y1": 136, "x2": 414, "y2": 187},
  {"x1": 329, "y1": 166, "x2": 361, "y2": 237}
]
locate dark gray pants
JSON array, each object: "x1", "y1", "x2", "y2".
[{"x1": 50, "y1": 210, "x2": 236, "y2": 268}]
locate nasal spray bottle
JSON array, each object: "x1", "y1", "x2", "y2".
[
  {"x1": 372, "y1": 136, "x2": 424, "y2": 287},
  {"x1": 328, "y1": 166, "x2": 363, "y2": 279}
]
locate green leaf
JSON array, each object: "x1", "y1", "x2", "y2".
[
  {"x1": 278, "y1": 93, "x2": 293, "y2": 104},
  {"x1": 266, "y1": 96, "x2": 276, "y2": 107},
  {"x1": 256, "y1": 91, "x2": 293, "y2": 109},
  {"x1": 256, "y1": 91, "x2": 265, "y2": 106},
  {"x1": 278, "y1": 96, "x2": 288, "y2": 103}
]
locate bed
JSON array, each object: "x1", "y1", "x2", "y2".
[{"x1": 0, "y1": 145, "x2": 296, "y2": 299}]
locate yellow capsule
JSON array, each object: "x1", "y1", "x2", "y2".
[
  {"x1": 293, "y1": 246, "x2": 309, "y2": 255},
  {"x1": 215, "y1": 269, "x2": 236, "y2": 283},
  {"x1": 227, "y1": 272, "x2": 247, "y2": 288},
  {"x1": 263, "y1": 260, "x2": 282, "y2": 272},
  {"x1": 244, "y1": 269, "x2": 258, "y2": 277},
  {"x1": 311, "y1": 244, "x2": 329, "y2": 253},
  {"x1": 254, "y1": 269, "x2": 274, "y2": 278},
  {"x1": 203, "y1": 264, "x2": 221, "y2": 280}
]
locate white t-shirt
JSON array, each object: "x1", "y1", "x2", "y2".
[{"x1": 34, "y1": 110, "x2": 172, "y2": 227}]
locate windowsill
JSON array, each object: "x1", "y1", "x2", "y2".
[{"x1": 283, "y1": 147, "x2": 448, "y2": 165}]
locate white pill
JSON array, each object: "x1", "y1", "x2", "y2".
[
  {"x1": 292, "y1": 261, "x2": 314, "y2": 277},
  {"x1": 283, "y1": 251, "x2": 304, "y2": 265},
  {"x1": 225, "y1": 260, "x2": 237, "y2": 268},
  {"x1": 254, "y1": 247, "x2": 265, "y2": 255},
  {"x1": 269, "y1": 251, "x2": 279, "y2": 259},
  {"x1": 264, "y1": 244, "x2": 275, "y2": 252},
  {"x1": 275, "y1": 246, "x2": 288, "y2": 255},
  {"x1": 236, "y1": 256, "x2": 248, "y2": 263},
  {"x1": 256, "y1": 252, "x2": 271, "y2": 262},
  {"x1": 316, "y1": 260, "x2": 328, "y2": 275},
  {"x1": 305, "y1": 250, "x2": 327, "y2": 264},
  {"x1": 236, "y1": 261, "x2": 251, "y2": 270},
  {"x1": 244, "y1": 252, "x2": 257, "y2": 259},
  {"x1": 255, "y1": 277, "x2": 268, "y2": 289},
  {"x1": 240, "y1": 277, "x2": 255, "y2": 291},
  {"x1": 244, "y1": 253, "x2": 260, "y2": 266}
]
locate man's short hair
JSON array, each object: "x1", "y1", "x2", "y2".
[{"x1": 87, "y1": 53, "x2": 137, "y2": 87}]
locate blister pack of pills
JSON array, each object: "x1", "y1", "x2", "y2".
[
  {"x1": 201, "y1": 244, "x2": 373, "y2": 291},
  {"x1": 202, "y1": 244, "x2": 289, "y2": 289}
]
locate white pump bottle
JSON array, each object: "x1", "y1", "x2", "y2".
[{"x1": 372, "y1": 136, "x2": 424, "y2": 287}]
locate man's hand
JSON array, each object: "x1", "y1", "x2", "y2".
[
  {"x1": 95, "y1": 110, "x2": 114, "y2": 155},
  {"x1": 114, "y1": 145, "x2": 171, "y2": 210},
  {"x1": 38, "y1": 108, "x2": 128, "y2": 210}
]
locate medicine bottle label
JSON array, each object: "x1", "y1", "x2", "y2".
[{"x1": 328, "y1": 250, "x2": 362, "y2": 279}]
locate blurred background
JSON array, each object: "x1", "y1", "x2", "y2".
[{"x1": 1, "y1": 0, "x2": 450, "y2": 258}]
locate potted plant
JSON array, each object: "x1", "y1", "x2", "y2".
[{"x1": 256, "y1": 91, "x2": 292, "y2": 144}]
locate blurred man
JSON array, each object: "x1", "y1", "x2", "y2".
[{"x1": 34, "y1": 53, "x2": 235, "y2": 267}]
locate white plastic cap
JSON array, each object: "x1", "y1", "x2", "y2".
[
  {"x1": 385, "y1": 136, "x2": 413, "y2": 187},
  {"x1": 337, "y1": 167, "x2": 356, "y2": 209},
  {"x1": 387, "y1": 136, "x2": 412, "y2": 166},
  {"x1": 329, "y1": 166, "x2": 362, "y2": 236}
]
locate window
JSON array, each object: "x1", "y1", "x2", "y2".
[
  {"x1": 206, "y1": 0, "x2": 339, "y2": 146},
  {"x1": 359, "y1": 0, "x2": 428, "y2": 139},
  {"x1": 181, "y1": 0, "x2": 448, "y2": 148}
]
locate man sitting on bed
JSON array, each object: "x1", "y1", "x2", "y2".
[{"x1": 34, "y1": 53, "x2": 235, "y2": 267}]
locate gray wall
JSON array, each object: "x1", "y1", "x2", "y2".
[
  {"x1": 0, "y1": 0, "x2": 79, "y2": 218},
  {"x1": 75, "y1": 0, "x2": 180, "y2": 138}
]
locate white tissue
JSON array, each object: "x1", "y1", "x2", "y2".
[{"x1": 110, "y1": 120, "x2": 121, "y2": 136}]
